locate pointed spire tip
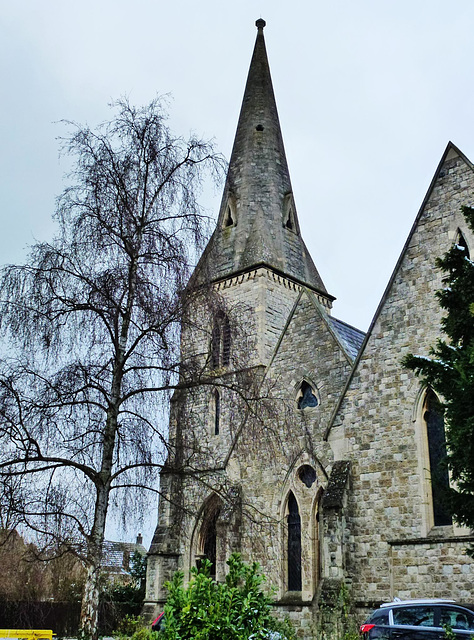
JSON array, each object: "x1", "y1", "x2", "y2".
[{"x1": 255, "y1": 18, "x2": 266, "y2": 31}]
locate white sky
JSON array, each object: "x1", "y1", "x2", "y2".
[{"x1": 2, "y1": 0, "x2": 474, "y2": 544}]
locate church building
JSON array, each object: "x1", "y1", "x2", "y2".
[{"x1": 144, "y1": 19, "x2": 474, "y2": 636}]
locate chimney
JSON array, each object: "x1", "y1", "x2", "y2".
[{"x1": 136, "y1": 532, "x2": 143, "y2": 546}]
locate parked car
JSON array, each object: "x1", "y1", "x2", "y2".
[
  {"x1": 151, "y1": 612, "x2": 165, "y2": 632},
  {"x1": 360, "y1": 598, "x2": 474, "y2": 639}
]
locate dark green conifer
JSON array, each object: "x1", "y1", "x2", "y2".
[{"x1": 403, "y1": 205, "x2": 474, "y2": 534}]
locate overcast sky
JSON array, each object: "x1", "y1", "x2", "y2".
[
  {"x1": 2, "y1": 1, "x2": 474, "y2": 542},
  {"x1": 2, "y1": 1, "x2": 474, "y2": 331}
]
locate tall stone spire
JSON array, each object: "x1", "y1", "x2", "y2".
[{"x1": 202, "y1": 19, "x2": 330, "y2": 297}]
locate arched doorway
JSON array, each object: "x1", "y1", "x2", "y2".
[{"x1": 194, "y1": 494, "x2": 222, "y2": 580}]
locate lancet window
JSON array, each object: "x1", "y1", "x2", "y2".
[
  {"x1": 211, "y1": 311, "x2": 231, "y2": 369},
  {"x1": 424, "y1": 389, "x2": 452, "y2": 526},
  {"x1": 211, "y1": 389, "x2": 220, "y2": 435},
  {"x1": 197, "y1": 496, "x2": 222, "y2": 580},
  {"x1": 287, "y1": 491, "x2": 302, "y2": 591},
  {"x1": 456, "y1": 229, "x2": 470, "y2": 259}
]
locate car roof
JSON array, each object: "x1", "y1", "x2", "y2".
[{"x1": 380, "y1": 599, "x2": 474, "y2": 611}]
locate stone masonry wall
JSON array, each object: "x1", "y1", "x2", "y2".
[
  {"x1": 390, "y1": 538, "x2": 474, "y2": 601},
  {"x1": 228, "y1": 289, "x2": 355, "y2": 605}
]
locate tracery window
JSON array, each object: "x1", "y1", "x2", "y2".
[
  {"x1": 297, "y1": 381, "x2": 318, "y2": 410},
  {"x1": 211, "y1": 311, "x2": 231, "y2": 369},
  {"x1": 298, "y1": 465, "x2": 317, "y2": 488},
  {"x1": 424, "y1": 389, "x2": 452, "y2": 526},
  {"x1": 287, "y1": 491, "x2": 302, "y2": 591}
]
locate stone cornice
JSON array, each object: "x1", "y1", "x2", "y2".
[{"x1": 212, "y1": 265, "x2": 333, "y2": 309}]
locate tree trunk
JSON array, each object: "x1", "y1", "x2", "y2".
[
  {"x1": 80, "y1": 557, "x2": 102, "y2": 640},
  {"x1": 79, "y1": 482, "x2": 112, "y2": 640},
  {"x1": 79, "y1": 258, "x2": 136, "y2": 640}
]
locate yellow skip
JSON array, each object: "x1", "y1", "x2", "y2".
[{"x1": 0, "y1": 632, "x2": 54, "y2": 640}]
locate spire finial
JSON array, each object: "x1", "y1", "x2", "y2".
[{"x1": 255, "y1": 18, "x2": 266, "y2": 31}]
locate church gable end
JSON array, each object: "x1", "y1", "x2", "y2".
[{"x1": 329, "y1": 143, "x2": 474, "y2": 607}]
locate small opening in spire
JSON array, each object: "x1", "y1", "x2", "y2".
[
  {"x1": 283, "y1": 194, "x2": 297, "y2": 234},
  {"x1": 256, "y1": 124, "x2": 264, "y2": 132},
  {"x1": 284, "y1": 206, "x2": 295, "y2": 231},
  {"x1": 223, "y1": 198, "x2": 237, "y2": 228},
  {"x1": 224, "y1": 206, "x2": 234, "y2": 227}
]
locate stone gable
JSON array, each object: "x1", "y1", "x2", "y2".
[{"x1": 330, "y1": 146, "x2": 474, "y2": 607}]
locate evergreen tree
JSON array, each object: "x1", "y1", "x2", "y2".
[
  {"x1": 403, "y1": 205, "x2": 474, "y2": 533},
  {"x1": 106, "y1": 552, "x2": 147, "y2": 619}
]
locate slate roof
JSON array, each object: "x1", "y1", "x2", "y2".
[
  {"x1": 102, "y1": 539, "x2": 146, "y2": 576},
  {"x1": 329, "y1": 316, "x2": 365, "y2": 360}
]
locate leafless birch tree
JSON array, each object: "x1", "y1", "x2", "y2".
[{"x1": 0, "y1": 98, "x2": 225, "y2": 640}]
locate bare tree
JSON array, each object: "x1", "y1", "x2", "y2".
[{"x1": 0, "y1": 97, "x2": 225, "y2": 640}]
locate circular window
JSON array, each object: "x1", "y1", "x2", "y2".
[{"x1": 298, "y1": 465, "x2": 317, "y2": 488}]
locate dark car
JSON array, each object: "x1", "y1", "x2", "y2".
[
  {"x1": 151, "y1": 612, "x2": 165, "y2": 633},
  {"x1": 360, "y1": 599, "x2": 474, "y2": 639}
]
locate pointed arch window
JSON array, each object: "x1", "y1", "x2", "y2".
[
  {"x1": 424, "y1": 389, "x2": 452, "y2": 526},
  {"x1": 198, "y1": 499, "x2": 221, "y2": 580},
  {"x1": 456, "y1": 229, "x2": 470, "y2": 259},
  {"x1": 297, "y1": 381, "x2": 319, "y2": 410},
  {"x1": 287, "y1": 491, "x2": 302, "y2": 591},
  {"x1": 211, "y1": 311, "x2": 231, "y2": 369},
  {"x1": 211, "y1": 389, "x2": 220, "y2": 435}
]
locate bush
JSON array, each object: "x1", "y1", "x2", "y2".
[
  {"x1": 162, "y1": 554, "x2": 295, "y2": 640},
  {"x1": 114, "y1": 614, "x2": 162, "y2": 640}
]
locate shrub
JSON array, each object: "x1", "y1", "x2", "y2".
[{"x1": 162, "y1": 554, "x2": 295, "y2": 640}]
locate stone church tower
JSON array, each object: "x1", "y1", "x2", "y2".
[{"x1": 144, "y1": 20, "x2": 474, "y2": 636}]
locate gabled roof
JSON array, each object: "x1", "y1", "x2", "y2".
[
  {"x1": 324, "y1": 141, "x2": 474, "y2": 440},
  {"x1": 102, "y1": 539, "x2": 146, "y2": 574},
  {"x1": 194, "y1": 20, "x2": 330, "y2": 297}
]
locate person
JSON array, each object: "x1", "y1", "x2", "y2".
[{"x1": 455, "y1": 614, "x2": 468, "y2": 630}]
